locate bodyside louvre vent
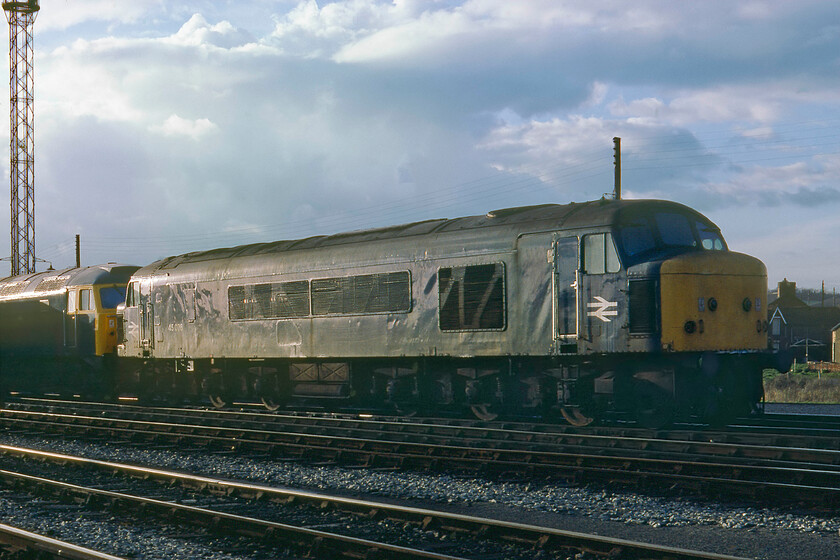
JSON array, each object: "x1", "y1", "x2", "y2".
[
  {"x1": 438, "y1": 263, "x2": 506, "y2": 331},
  {"x1": 629, "y1": 279, "x2": 658, "y2": 334}
]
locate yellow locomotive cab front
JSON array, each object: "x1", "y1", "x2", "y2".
[{"x1": 660, "y1": 251, "x2": 768, "y2": 352}]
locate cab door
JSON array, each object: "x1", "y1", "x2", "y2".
[
  {"x1": 579, "y1": 232, "x2": 624, "y2": 353},
  {"x1": 120, "y1": 281, "x2": 142, "y2": 353},
  {"x1": 554, "y1": 236, "x2": 579, "y2": 354},
  {"x1": 74, "y1": 287, "x2": 97, "y2": 354},
  {"x1": 65, "y1": 290, "x2": 77, "y2": 350},
  {"x1": 139, "y1": 281, "x2": 154, "y2": 351}
]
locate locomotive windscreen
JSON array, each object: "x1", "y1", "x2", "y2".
[
  {"x1": 99, "y1": 286, "x2": 127, "y2": 309},
  {"x1": 615, "y1": 209, "x2": 727, "y2": 267}
]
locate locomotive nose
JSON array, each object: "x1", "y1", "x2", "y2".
[{"x1": 659, "y1": 251, "x2": 768, "y2": 352}]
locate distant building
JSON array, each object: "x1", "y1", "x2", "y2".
[
  {"x1": 768, "y1": 279, "x2": 840, "y2": 364},
  {"x1": 833, "y1": 323, "x2": 840, "y2": 364}
]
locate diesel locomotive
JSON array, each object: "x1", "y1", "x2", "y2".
[
  {"x1": 0, "y1": 198, "x2": 782, "y2": 427},
  {"x1": 108, "y1": 197, "x2": 777, "y2": 427},
  {"x1": 0, "y1": 264, "x2": 140, "y2": 398}
]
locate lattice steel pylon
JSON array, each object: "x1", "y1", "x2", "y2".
[{"x1": 3, "y1": 1, "x2": 38, "y2": 276}]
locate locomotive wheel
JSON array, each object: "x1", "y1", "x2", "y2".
[
  {"x1": 261, "y1": 397, "x2": 282, "y2": 412},
  {"x1": 393, "y1": 403, "x2": 418, "y2": 417},
  {"x1": 208, "y1": 394, "x2": 228, "y2": 409},
  {"x1": 470, "y1": 404, "x2": 499, "y2": 422},
  {"x1": 560, "y1": 407, "x2": 594, "y2": 427}
]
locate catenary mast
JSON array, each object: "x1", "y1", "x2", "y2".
[{"x1": 3, "y1": 0, "x2": 38, "y2": 276}]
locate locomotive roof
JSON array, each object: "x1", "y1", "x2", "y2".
[
  {"x1": 150, "y1": 198, "x2": 708, "y2": 271},
  {"x1": 0, "y1": 263, "x2": 139, "y2": 299}
]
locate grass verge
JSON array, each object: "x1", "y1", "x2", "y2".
[{"x1": 763, "y1": 364, "x2": 840, "y2": 403}]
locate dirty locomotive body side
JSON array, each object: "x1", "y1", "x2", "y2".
[
  {"x1": 0, "y1": 264, "x2": 139, "y2": 398},
  {"x1": 116, "y1": 199, "x2": 775, "y2": 426}
]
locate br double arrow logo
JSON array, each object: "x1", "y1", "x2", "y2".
[{"x1": 587, "y1": 296, "x2": 618, "y2": 322}]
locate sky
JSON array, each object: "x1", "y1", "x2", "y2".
[{"x1": 1, "y1": 0, "x2": 838, "y2": 294}]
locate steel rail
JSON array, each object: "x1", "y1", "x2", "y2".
[
  {"x1": 4, "y1": 406, "x2": 840, "y2": 483},
  {"x1": 732, "y1": 412, "x2": 840, "y2": 433},
  {"x1": 0, "y1": 445, "x2": 750, "y2": 560},
  {"x1": 0, "y1": 523, "x2": 128, "y2": 560},
  {"x1": 7, "y1": 400, "x2": 840, "y2": 468},
  {"x1": 0, "y1": 468, "x2": 468, "y2": 560},
  {"x1": 1, "y1": 410, "x2": 839, "y2": 508},
  {"x1": 11, "y1": 398, "x2": 840, "y2": 452}
]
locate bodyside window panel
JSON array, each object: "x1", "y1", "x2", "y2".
[
  {"x1": 229, "y1": 272, "x2": 409, "y2": 321},
  {"x1": 230, "y1": 281, "x2": 311, "y2": 320},
  {"x1": 228, "y1": 285, "x2": 248, "y2": 320},
  {"x1": 438, "y1": 263, "x2": 506, "y2": 331},
  {"x1": 253, "y1": 283, "x2": 273, "y2": 319},
  {"x1": 272, "y1": 281, "x2": 309, "y2": 318},
  {"x1": 311, "y1": 277, "x2": 345, "y2": 315},
  {"x1": 312, "y1": 272, "x2": 410, "y2": 316}
]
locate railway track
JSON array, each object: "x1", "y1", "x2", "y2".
[
  {"x1": 731, "y1": 411, "x2": 840, "y2": 435},
  {"x1": 10, "y1": 398, "x2": 840, "y2": 450},
  {"x1": 0, "y1": 444, "x2": 750, "y2": 560},
  {"x1": 1, "y1": 399, "x2": 839, "y2": 509},
  {"x1": 0, "y1": 523, "x2": 126, "y2": 560}
]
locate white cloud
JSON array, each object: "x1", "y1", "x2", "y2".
[
  {"x1": 608, "y1": 88, "x2": 783, "y2": 126},
  {"x1": 150, "y1": 114, "x2": 217, "y2": 139},
  {"x1": 167, "y1": 13, "x2": 255, "y2": 49},
  {"x1": 37, "y1": 13, "x2": 269, "y2": 129},
  {"x1": 706, "y1": 152, "x2": 840, "y2": 203},
  {"x1": 39, "y1": 51, "x2": 146, "y2": 123}
]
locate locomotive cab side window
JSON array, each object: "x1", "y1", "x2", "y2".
[
  {"x1": 583, "y1": 233, "x2": 620, "y2": 274},
  {"x1": 79, "y1": 289, "x2": 93, "y2": 311},
  {"x1": 67, "y1": 290, "x2": 77, "y2": 313}
]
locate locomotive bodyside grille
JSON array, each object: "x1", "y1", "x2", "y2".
[{"x1": 629, "y1": 279, "x2": 657, "y2": 334}]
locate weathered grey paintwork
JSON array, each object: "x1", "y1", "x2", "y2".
[{"x1": 119, "y1": 199, "x2": 700, "y2": 362}]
